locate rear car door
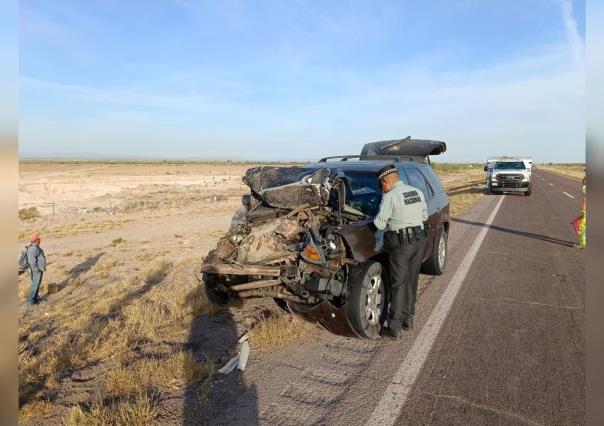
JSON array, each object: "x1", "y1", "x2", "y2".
[{"x1": 402, "y1": 166, "x2": 439, "y2": 258}]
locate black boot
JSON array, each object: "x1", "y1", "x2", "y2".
[
  {"x1": 402, "y1": 315, "x2": 414, "y2": 330},
  {"x1": 385, "y1": 321, "x2": 402, "y2": 339}
]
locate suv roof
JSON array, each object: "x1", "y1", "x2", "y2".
[
  {"x1": 305, "y1": 158, "x2": 425, "y2": 173},
  {"x1": 316, "y1": 137, "x2": 447, "y2": 167}
]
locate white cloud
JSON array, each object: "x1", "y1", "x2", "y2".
[{"x1": 559, "y1": 0, "x2": 585, "y2": 70}]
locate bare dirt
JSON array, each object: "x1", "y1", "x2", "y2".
[{"x1": 17, "y1": 161, "x2": 486, "y2": 425}]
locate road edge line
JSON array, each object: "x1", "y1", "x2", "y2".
[{"x1": 367, "y1": 195, "x2": 506, "y2": 426}]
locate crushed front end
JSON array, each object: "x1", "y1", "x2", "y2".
[{"x1": 200, "y1": 165, "x2": 372, "y2": 336}]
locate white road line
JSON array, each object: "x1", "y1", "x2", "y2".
[
  {"x1": 368, "y1": 196, "x2": 505, "y2": 426},
  {"x1": 548, "y1": 182, "x2": 554, "y2": 186},
  {"x1": 563, "y1": 192, "x2": 575, "y2": 199}
]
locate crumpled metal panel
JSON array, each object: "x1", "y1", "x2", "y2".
[
  {"x1": 243, "y1": 166, "x2": 333, "y2": 210},
  {"x1": 259, "y1": 182, "x2": 330, "y2": 210},
  {"x1": 243, "y1": 166, "x2": 318, "y2": 193}
]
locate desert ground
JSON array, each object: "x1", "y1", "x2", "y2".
[
  {"x1": 537, "y1": 163, "x2": 585, "y2": 180},
  {"x1": 17, "y1": 160, "x2": 491, "y2": 424}
]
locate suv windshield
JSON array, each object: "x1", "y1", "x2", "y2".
[
  {"x1": 494, "y1": 161, "x2": 525, "y2": 170},
  {"x1": 341, "y1": 170, "x2": 382, "y2": 217}
]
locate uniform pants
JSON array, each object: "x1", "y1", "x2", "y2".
[
  {"x1": 29, "y1": 270, "x2": 43, "y2": 304},
  {"x1": 385, "y1": 232, "x2": 428, "y2": 326}
]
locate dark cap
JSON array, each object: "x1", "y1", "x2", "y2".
[{"x1": 377, "y1": 165, "x2": 398, "y2": 180}]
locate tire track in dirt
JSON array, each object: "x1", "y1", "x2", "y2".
[{"x1": 260, "y1": 338, "x2": 379, "y2": 425}]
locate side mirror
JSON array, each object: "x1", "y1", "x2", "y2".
[{"x1": 483, "y1": 166, "x2": 488, "y2": 172}]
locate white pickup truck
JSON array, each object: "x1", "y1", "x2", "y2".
[{"x1": 484, "y1": 156, "x2": 533, "y2": 196}]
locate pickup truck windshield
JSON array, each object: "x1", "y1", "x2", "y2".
[{"x1": 494, "y1": 161, "x2": 525, "y2": 170}]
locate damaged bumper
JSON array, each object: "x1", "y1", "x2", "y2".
[{"x1": 286, "y1": 300, "x2": 360, "y2": 338}]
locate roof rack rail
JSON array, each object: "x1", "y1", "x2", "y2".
[{"x1": 318, "y1": 155, "x2": 417, "y2": 163}]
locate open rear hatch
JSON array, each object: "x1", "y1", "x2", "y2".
[{"x1": 360, "y1": 136, "x2": 446, "y2": 161}]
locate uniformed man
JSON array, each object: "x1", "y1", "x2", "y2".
[{"x1": 374, "y1": 165, "x2": 428, "y2": 338}]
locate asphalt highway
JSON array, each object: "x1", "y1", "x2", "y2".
[
  {"x1": 390, "y1": 169, "x2": 585, "y2": 425},
  {"x1": 334, "y1": 169, "x2": 584, "y2": 426}
]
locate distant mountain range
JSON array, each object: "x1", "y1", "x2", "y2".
[{"x1": 19, "y1": 152, "x2": 317, "y2": 162}]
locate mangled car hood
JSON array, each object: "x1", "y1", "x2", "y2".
[{"x1": 242, "y1": 166, "x2": 333, "y2": 210}]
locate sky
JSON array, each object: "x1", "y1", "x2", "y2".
[{"x1": 19, "y1": 0, "x2": 585, "y2": 162}]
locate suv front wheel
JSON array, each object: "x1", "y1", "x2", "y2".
[{"x1": 346, "y1": 261, "x2": 386, "y2": 339}]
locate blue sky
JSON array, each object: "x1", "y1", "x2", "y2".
[{"x1": 19, "y1": 0, "x2": 585, "y2": 162}]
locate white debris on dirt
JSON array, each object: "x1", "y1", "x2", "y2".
[
  {"x1": 237, "y1": 341, "x2": 250, "y2": 371},
  {"x1": 218, "y1": 353, "x2": 240, "y2": 374},
  {"x1": 218, "y1": 337, "x2": 251, "y2": 374}
]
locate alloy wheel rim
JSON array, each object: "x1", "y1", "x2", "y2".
[
  {"x1": 438, "y1": 234, "x2": 446, "y2": 268},
  {"x1": 365, "y1": 273, "x2": 382, "y2": 326}
]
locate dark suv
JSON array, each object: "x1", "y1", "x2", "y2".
[{"x1": 201, "y1": 138, "x2": 450, "y2": 339}]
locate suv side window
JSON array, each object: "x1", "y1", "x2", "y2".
[
  {"x1": 395, "y1": 165, "x2": 409, "y2": 184},
  {"x1": 419, "y1": 165, "x2": 443, "y2": 194},
  {"x1": 406, "y1": 167, "x2": 433, "y2": 199}
]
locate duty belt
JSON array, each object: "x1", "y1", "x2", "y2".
[{"x1": 393, "y1": 226, "x2": 425, "y2": 244}]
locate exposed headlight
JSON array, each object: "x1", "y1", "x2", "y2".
[
  {"x1": 230, "y1": 234, "x2": 244, "y2": 244},
  {"x1": 300, "y1": 231, "x2": 326, "y2": 265}
]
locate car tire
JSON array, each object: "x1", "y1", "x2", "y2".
[
  {"x1": 273, "y1": 297, "x2": 290, "y2": 312},
  {"x1": 346, "y1": 261, "x2": 386, "y2": 339},
  {"x1": 525, "y1": 186, "x2": 532, "y2": 196},
  {"x1": 421, "y1": 226, "x2": 448, "y2": 275},
  {"x1": 203, "y1": 272, "x2": 230, "y2": 305}
]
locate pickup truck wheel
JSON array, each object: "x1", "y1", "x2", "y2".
[
  {"x1": 421, "y1": 226, "x2": 448, "y2": 275},
  {"x1": 346, "y1": 261, "x2": 386, "y2": 339},
  {"x1": 525, "y1": 186, "x2": 532, "y2": 196}
]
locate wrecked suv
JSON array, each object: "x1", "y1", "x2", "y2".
[{"x1": 201, "y1": 138, "x2": 450, "y2": 339}]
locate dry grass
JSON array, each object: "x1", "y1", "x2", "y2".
[
  {"x1": 18, "y1": 253, "x2": 227, "y2": 424},
  {"x1": 92, "y1": 259, "x2": 118, "y2": 279},
  {"x1": 19, "y1": 207, "x2": 40, "y2": 221},
  {"x1": 19, "y1": 219, "x2": 133, "y2": 240},
  {"x1": 448, "y1": 192, "x2": 485, "y2": 217},
  {"x1": 110, "y1": 237, "x2": 125, "y2": 246},
  {"x1": 18, "y1": 398, "x2": 54, "y2": 422},
  {"x1": 440, "y1": 172, "x2": 486, "y2": 217},
  {"x1": 68, "y1": 393, "x2": 158, "y2": 426},
  {"x1": 249, "y1": 314, "x2": 315, "y2": 351},
  {"x1": 539, "y1": 164, "x2": 585, "y2": 180},
  {"x1": 105, "y1": 351, "x2": 215, "y2": 398}
]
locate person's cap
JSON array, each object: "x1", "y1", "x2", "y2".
[
  {"x1": 377, "y1": 165, "x2": 398, "y2": 180},
  {"x1": 30, "y1": 232, "x2": 41, "y2": 243}
]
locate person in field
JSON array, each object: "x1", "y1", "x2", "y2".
[{"x1": 26, "y1": 233, "x2": 46, "y2": 305}]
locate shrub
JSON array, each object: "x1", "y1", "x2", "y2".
[{"x1": 19, "y1": 207, "x2": 40, "y2": 221}]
